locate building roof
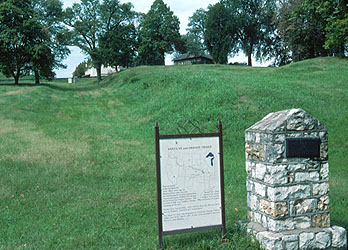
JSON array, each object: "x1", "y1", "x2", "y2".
[{"x1": 173, "y1": 53, "x2": 213, "y2": 62}]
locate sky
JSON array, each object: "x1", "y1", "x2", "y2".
[{"x1": 56, "y1": 0, "x2": 264, "y2": 78}]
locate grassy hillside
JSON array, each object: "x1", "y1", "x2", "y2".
[{"x1": 0, "y1": 57, "x2": 347, "y2": 249}]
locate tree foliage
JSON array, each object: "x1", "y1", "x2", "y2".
[
  {"x1": 0, "y1": 0, "x2": 69, "y2": 84},
  {"x1": 261, "y1": 29, "x2": 292, "y2": 66},
  {"x1": 276, "y1": 0, "x2": 344, "y2": 62},
  {"x1": 185, "y1": 8, "x2": 207, "y2": 55},
  {"x1": 138, "y1": 0, "x2": 182, "y2": 65},
  {"x1": 31, "y1": 0, "x2": 69, "y2": 84},
  {"x1": 180, "y1": 34, "x2": 202, "y2": 55},
  {"x1": 100, "y1": 23, "x2": 138, "y2": 69},
  {"x1": 221, "y1": 0, "x2": 277, "y2": 66},
  {"x1": 64, "y1": 0, "x2": 136, "y2": 81},
  {"x1": 190, "y1": 0, "x2": 347, "y2": 66},
  {"x1": 325, "y1": 0, "x2": 348, "y2": 55},
  {"x1": 0, "y1": 0, "x2": 56, "y2": 84},
  {"x1": 205, "y1": 3, "x2": 235, "y2": 64},
  {"x1": 73, "y1": 61, "x2": 89, "y2": 78}
]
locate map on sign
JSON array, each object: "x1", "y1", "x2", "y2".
[{"x1": 159, "y1": 137, "x2": 222, "y2": 232}]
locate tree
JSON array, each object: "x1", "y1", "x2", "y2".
[
  {"x1": 187, "y1": 8, "x2": 207, "y2": 42},
  {"x1": 186, "y1": 8, "x2": 207, "y2": 55},
  {"x1": 179, "y1": 34, "x2": 200, "y2": 55},
  {"x1": 276, "y1": 0, "x2": 340, "y2": 62},
  {"x1": 100, "y1": 22, "x2": 138, "y2": 70},
  {"x1": 31, "y1": 43, "x2": 56, "y2": 82},
  {"x1": 31, "y1": 0, "x2": 70, "y2": 84},
  {"x1": 73, "y1": 61, "x2": 89, "y2": 77},
  {"x1": 138, "y1": 0, "x2": 182, "y2": 65},
  {"x1": 64, "y1": 0, "x2": 136, "y2": 81},
  {"x1": 261, "y1": 30, "x2": 292, "y2": 66},
  {"x1": 222, "y1": 0, "x2": 277, "y2": 66},
  {"x1": 0, "y1": 0, "x2": 46, "y2": 84},
  {"x1": 0, "y1": 0, "x2": 69, "y2": 84},
  {"x1": 205, "y1": 3, "x2": 236, "y2": 64},
  {"x1": 325, "y1": 0, "x2": 348, "y2": 56},
  {"x1": 258, "y1": 2, "x2": 292, "y2": 66}
]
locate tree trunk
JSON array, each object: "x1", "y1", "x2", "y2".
[
  {"x1": 14, "y1": 75, "x2": 19, "y2": 85},
  {"x1": 248, "y1": 52, "x2": 252, "y2": 66},
  {"x1": 161, "y1": 52, "x2": 165, "y2": 65},
  {"x1": 339, "y1": 43, "x2": 345, "y2": 57},
  {"x1": 309, "y1": 45, "x2": 315, "y2": 58},
  {"x1": 34, "y1": 70, "x2": 40, "y2": 84},
  {"x1": 14, "y1": 69, "x2": 20, "y2": 85},
  {"x1": 96, "y1": 64, "x2": 102, "y2": 82}
]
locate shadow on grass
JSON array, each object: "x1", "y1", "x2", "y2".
[
  {"x1": 331, "y1": 216, "x2": 348, "y2": 232},
  {"x1": 161, "y1": 226, "x2": 260, "y2": 249},
  {"x1": 0, "y1": 77, "x2": 114, "y2": 92}
]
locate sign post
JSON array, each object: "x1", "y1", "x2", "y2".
[{"x1": 155, "y1": 121, "x2": 226, "y2": 249}]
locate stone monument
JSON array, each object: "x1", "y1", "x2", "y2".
[{"x1": 243, "y1": 108, "x2": 347, "y2": 249}]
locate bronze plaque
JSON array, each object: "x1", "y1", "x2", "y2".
[{"x1": 286, "y1": 138, "x2": 320, "y2": 158}]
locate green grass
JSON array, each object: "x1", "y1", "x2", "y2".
[{"x1": 0, "y1": 57, "x2": 347, "y2": 249}]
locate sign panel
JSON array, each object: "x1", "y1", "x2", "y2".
[{"x1": 159, "y1": 136, "x2": 222, "y2": 232}]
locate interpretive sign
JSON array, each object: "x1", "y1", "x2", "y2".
[{"x1": 155, "y1": 121, "x2": 226, "y2": 248}]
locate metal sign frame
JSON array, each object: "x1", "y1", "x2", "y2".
[{"x1": 155, "y1": 121, "x2": 226, "y2": 249}]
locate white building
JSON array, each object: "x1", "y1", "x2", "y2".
[{"x1": 84, "y1": 65, "x2": 117, "y2": 77}]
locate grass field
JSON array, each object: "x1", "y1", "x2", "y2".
[{"x1": 0, "y1": 57, "x2": 347, "y2": 249}]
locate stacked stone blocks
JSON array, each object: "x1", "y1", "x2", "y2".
[{"x1": 243, "y1": 109, "x2": 347, "y2": 250}]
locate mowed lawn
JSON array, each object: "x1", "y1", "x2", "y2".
[{"x1": 0, "y1": 57, "x2": 347, "y2": 249}]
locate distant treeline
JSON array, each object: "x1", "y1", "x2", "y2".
[{"x1": 0, "y1": 0, "x2": 347, "y2": 84}]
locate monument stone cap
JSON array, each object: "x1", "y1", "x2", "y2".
[{"x1": 246, "y1": 108, "x2": 327, "y2": 133}]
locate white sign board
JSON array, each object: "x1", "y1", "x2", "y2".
[{"x1": 159, "y1": 136, "x2": 222, "y2": 232}]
